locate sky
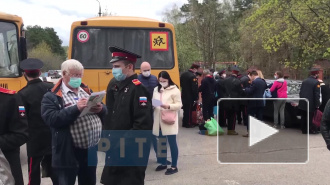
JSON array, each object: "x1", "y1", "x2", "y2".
[{"x1": 1, "y1": 0, "x2": 188, "y2": 46}]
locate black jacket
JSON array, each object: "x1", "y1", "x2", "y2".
[
  {"x1": 319, "y1": 83, "x2": 330, "y2": 112},
  {"x1": 244, "y1": 77, "x2": 267, "y2": 108},
  {"x1": 0, "y1": 88, "x2": 28, "y2": 185},
  {"x1": 215, "y1": 76, "x2": 226, "y2": 100},
  {"x1": 180, "y1": 70, "x2": 199, "y2": 104},
  {"x1": 199, "y1": 75, "x2": 216, "y2": 101},
  {"x1": 298, "y1": 76, "x2": 321, "y2": 112},
  {"x1": 101, "y1": 74, "x2": 153, "y2": 185},
  {"x1": 321, "y1": 100, "x2": 330, "y2": 150},
  {"x1": 41, "y1": 79, "x2": 107, "y2": 168},
  {"x1": 18, "y1": 79, "x2": 54, "y2": 157},
  {"x1": 222, "y1": 75, "x2": 244, "y2": 111}
]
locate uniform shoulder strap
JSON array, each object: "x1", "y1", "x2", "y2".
[
  {"x1": 0, "y1": 87, "x2": 16, "y2": 94},
  {"x1": 132, "y1": 79, "x2": 141, "y2": 86}
]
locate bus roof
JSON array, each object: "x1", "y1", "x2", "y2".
[
  {"x1": 71, "y1": 16, "x2": 174, "y2": 29},
  {"x1": 0, "y1": 12, "x2": 23, "y2": 23}
]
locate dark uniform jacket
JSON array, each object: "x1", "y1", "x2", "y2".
[
  {"x1": 298, "y1": 76, "x2": 321, "y2": 112},
  {"x1": 0, "y1": 88, "x2": 28, "y2": 185},
  {"x1": 18, "y1": 79, "x2": 54, "y2": 157},
  {"x1": 319, "y1": 83, "x2": 330, "y2": 112},
  {"x1": 41, "y1": 79, "x2": 107, "y2": 168},
  {"x1": 199, "y1": 75, "x2": 216, "y2": 102},
  {"x1": 244, "y1": 77, "x2": 267, "y2": 108},
  {"x1": 180, "y1": 70, "x2": 199, "y2": 104},
  {"x1": 321, "y1": 100, "x2": 330, "y2": 149},
  {"x1": 215, "y1": 76, "x2": 226, "y2": 99},
  {"x1": 223, "y1": 75, "x2": 244, "y2": 111},
  {"x1": 240, "y1": 75, "x2": 251, "y2": 105},
  {"x1": 101, "y1": 74, "x2": 153, "y2": 185}
]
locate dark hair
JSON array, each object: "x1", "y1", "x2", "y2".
[
  {"x1": 25, "y1": 71, "x2": 40, "y2": 78},
  {"x1": 250, "y1": 70, "x2": 258, "y2": 76},
  {"x1": 275, "y1": 71, "x2": 283, "y2": 78},
  {"x1": 123, "y1": 60, "x2": 135, "y2": 71},
  {"x1": 157, "y1": 71, "x2": 177, "y2": 92}
]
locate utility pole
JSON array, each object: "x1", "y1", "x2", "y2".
[{"x1": 96, "y1": 0, "x2": 101, "y2": 17}]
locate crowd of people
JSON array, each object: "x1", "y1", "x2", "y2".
[{"x1": 1, "y1": 45, "x2": 330, "y2": 184}]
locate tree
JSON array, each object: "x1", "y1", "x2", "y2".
[
  {"x1": 245, "y1": 0, "x2": 330, "y2": 77},
  {"x1": 26, "y1": 25, "x2": 66, "y2": 59},
  {"x1": 28, "y1": 41, "x2": 63, "y2": 71},
  {"x1": 162, "y1": 4, "x2": 201, "y2": 71}
]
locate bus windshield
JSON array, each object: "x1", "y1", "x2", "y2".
[
  {"x1": 0, "y1": 21, "x2": 19, "y2": 77},
  {"x1": 71, "y1": 27, "x2": 174, "y2": 69}
]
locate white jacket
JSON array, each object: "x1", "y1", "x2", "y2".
[{"x1": 152, "y1": 85, "x2": 182, "y2": 136}]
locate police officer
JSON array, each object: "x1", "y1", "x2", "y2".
[
  {"x1": 0, "y1": 87, "x2": 28, "y2": 185},
  {"x1": 299, "y1": 68, "x2": 321, "y2": 134},
  {"x1": 18, "y1": 58, "x2": 57, "y2": 185},
  {"x1": 180, "y1": 64, "x2": 200, "y2": 128},
  {"x1": 199, "y1": 69, "x2": 216, "y2": 121},
  {"x1": 101, "y1": 46, "x2": 153, "y2": 185},
  {"x1": 222, "y1": 66, "x2": 244, "y2": 135},
  {"x1": 215, "y1": 69, "x2": 227, "y2": 127}
]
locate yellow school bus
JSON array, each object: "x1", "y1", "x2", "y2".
[
  {"x1": 68, "y1": 16, "x2": 179, "y2": 92},
  {"x1": 0, "y1": 12, "x2": 27, "y2": 91}
]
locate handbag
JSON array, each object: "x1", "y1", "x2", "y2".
[
  {"x1": 312, "y1": 109, "x2": 322, "y2": 128},
  {"x1": 160, "y1": 91, "x2": 176, "y2": 125}
]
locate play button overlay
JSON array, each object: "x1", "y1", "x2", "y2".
[
  {"x1": 249, "y1": 116, "x2": 278, "y2": 147},
  {"x1": 217, "y1": 98, "x2": 309, "y2": 164}
]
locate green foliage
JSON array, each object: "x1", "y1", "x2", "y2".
[
  {"x1": 245, "y1": 0, "x2": 330, "y2": 70},
  {"x1": 28, "y1": 41, "x2": 63, "y2": 71},
  {"x1": 26, "y1": 25, "x2": 66, "y2": 59}
]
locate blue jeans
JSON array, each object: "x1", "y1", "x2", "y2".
[{"x1": 156, "y1": 130, "x2": 178, "y2": 167}]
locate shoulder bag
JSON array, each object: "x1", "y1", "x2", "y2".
[{"x1": 160, "y1": 91, "x2": 176, "y2": 125}]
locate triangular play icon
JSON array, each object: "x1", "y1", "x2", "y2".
[{"x1": 249, "y1": 116, "x2": 279, "y2": 147}]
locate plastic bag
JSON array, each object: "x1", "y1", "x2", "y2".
[{"x1": 204, "y1": 117, "x2": 224, "y2": 136}]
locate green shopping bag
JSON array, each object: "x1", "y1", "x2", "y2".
[{"x1": 204, "y1": 117, "x2": 224, "y2": 136}]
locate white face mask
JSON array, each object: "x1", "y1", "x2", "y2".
[
  {"x1": 222, "y1": 74, "x2": 226, "y2": 78},
  {"x1": 142, "y1": 71, "x2": 151, "y2": 77},
  {"x1": 274, "y1": 75, "x2": 277, "y2": 79},
  {"x1": 159, "y1": 82, "x2": 168, "y2": 88}
]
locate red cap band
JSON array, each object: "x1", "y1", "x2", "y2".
[{"x1": 112, "y1": 52, "x2": 137, "y2": 62}]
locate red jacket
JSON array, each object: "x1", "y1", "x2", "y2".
[{"x1": 270, "y1": 78, "x2": 288, "y2": 98}]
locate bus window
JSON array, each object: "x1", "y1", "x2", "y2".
[
  {"x1": 71, "y1": 28, "x2": 174, "y2": 69},
  {"x1": 0, "y1": 22, "x2": 19, "y2": 77}
]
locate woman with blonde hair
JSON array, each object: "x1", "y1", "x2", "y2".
[
  {"x1": 257, "y1": 70, "x2": 264, "y2": 79},
  {"x1": 152, "y1": 71, "x2": 182, "y2": 175}
]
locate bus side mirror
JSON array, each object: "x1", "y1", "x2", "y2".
[{"x1": 19, "y1": 36, "x2": 27, "y2": 60}]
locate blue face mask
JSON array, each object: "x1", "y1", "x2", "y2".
[
  {"x1": 68, "y1": 77, "x2": 82, "y2": 88},
  {"x1": 112, "y1": 68, "x2": 127, "y2": 81}
]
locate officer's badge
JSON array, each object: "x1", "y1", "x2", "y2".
[
  {"x1": 139, "y1": 97, "x2": 147, "y2": 107},
  {"x1": 124, "y1": 87, "x2": 129, "y2": 93},
  {"x1": 193, "y1": 78, "x2": 197, "y2": 82},
  {"x1": 18, "y1": 106, "x2": 26, "y2": 118}
]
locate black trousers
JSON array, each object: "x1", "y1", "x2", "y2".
[
  {"x1": 54, "y1": 146, "x2": 97, "y2": 185},
  {"x1": 247, "y1": 107, "x2": 263, "y2": 130},
  {"x1": 27, "y1": 155, "x2": 58, "y2": 185},
  {"x1": 202, "y1": 99, "x2": 214, "y2": 121},
  {"x1": 237, "y1": 105, "x2": 248, "y2": 126},
  {"x1": 182, "y1": 101, "x2": 194, "y2": 127},
  {"x1": 226, "y1": 110, "x2": 236, "y2": 130},
  {"x1": 4, "y1": 149, "x2": 24, "y2": 185},
  {"x1": 301, "y1": 110, "x2": 315, "y2": 133},
  {"x1": 218, "y1": 103, "x2": 226, "y2": 127}
]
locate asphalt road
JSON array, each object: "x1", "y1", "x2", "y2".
[{"x1": 20, "y1": 112, "x2": 330, "y2": 185}]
